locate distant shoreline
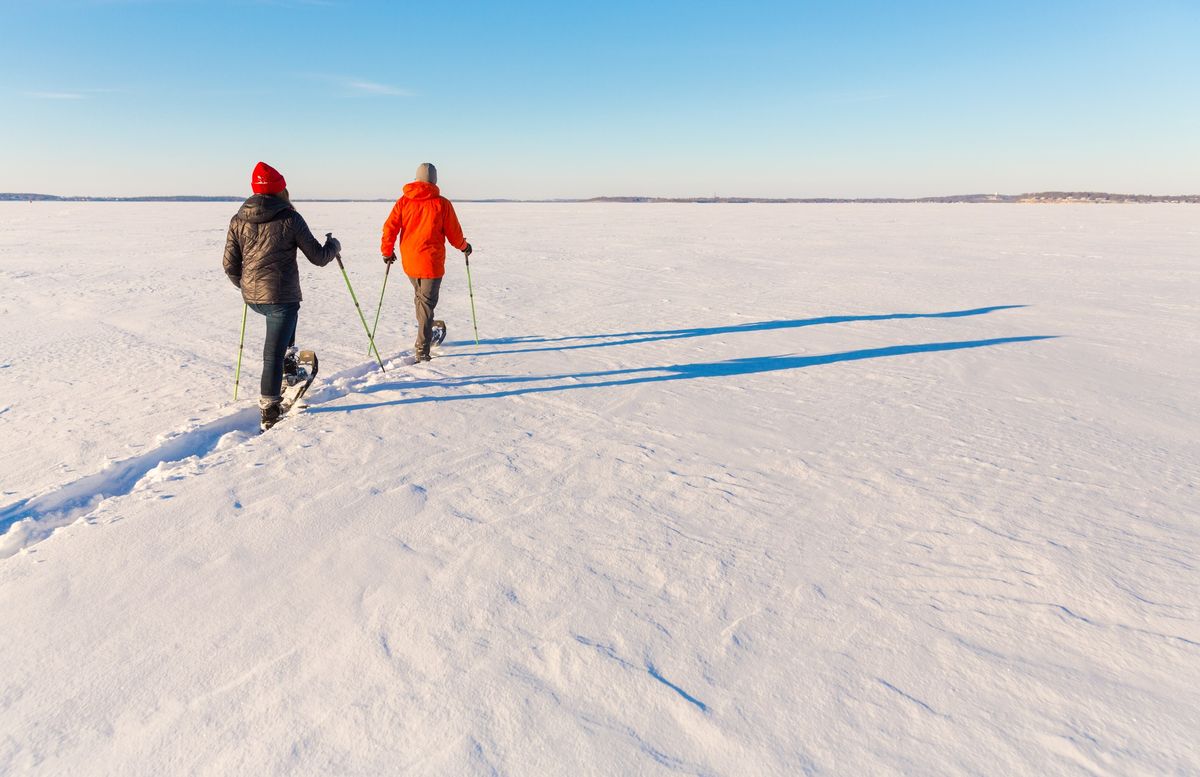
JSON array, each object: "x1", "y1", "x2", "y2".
[{"x1": 2, "y1": 192, "x2": 1198, "y2": 204}]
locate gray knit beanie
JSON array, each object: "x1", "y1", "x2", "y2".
[{"x1": 415, "y1": 162, "x2": 437, "y2": 184}]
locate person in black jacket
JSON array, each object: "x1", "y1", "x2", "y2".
[{"x1": 223, "y1": 161, "x2": 340, "y2": 429}]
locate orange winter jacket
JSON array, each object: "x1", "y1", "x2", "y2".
[{"x1": 380, "y1": 182, "x2": 468, "y2": 279}]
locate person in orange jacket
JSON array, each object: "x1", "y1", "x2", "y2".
[{"x1": 380, "y1": 162, "x2": 472, "y2": 361}]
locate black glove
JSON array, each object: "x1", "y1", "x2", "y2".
[
  {"x1": 324, "y1": 233, "x2": 341, "y2": 257},
  {"x1": 463, "y1": 243, "x2": 473, "y2": 257},
  {"x1": 383, "y1": 253, "x2": 397, "y2": 265}
]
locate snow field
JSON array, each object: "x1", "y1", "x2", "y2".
[{"x1": 0, "y1": 202, "x2": 1197, "y2": 775}]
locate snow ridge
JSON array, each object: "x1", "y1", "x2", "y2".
[{"x1": 0, "y1": 409, "x2": 258, "y2": 556}]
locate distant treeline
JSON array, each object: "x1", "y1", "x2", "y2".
[
  {"x1": 1, "y1": 193, "x2": 245, "y2": 202},
  {"x1": 586, "y1": 192, "x2": 1200, "y2": 204},
  {"x1": 3, "y1": 192, "x2": 1198, "y2": 204},
  {"x1": 0, "y1": 194, "x2": 365, "y2": 203}
]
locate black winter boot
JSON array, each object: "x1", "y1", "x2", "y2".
[{"x1": 259, "y1": 396, "x2": 282, "y2": 431}]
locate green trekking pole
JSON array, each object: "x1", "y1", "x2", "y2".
[
  {"x1": 330, "y1": 234, "x2": 386, "y2": 372},
  {"x1": 367, "y1": 261, "x2": 391, "y2": 356},
  {"x1": 465, "y1": 250, "x2": 480, "y2": 345},
  {"x1": 233, "y1": 303, "x2": 247, "y2": 400}
]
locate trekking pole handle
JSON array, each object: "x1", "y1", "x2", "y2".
[{"x1": 326, "y1": 232, "x2": 341, "y2": 260}]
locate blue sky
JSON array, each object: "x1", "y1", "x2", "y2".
[{"x1": 1, "y1": 0, "x2": 1197, "y2": 198}]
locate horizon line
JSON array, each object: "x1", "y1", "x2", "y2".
[{"x1": 3, "y1": 191, "x2": 1199, "y2": 204}]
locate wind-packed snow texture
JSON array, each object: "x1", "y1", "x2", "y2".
[{"x1": 1, "y1": 203, "x2": 1197, "y2": 775}]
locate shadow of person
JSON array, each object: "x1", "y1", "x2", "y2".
[
  {"x1": 313, "y1": 335, "x2": 1056, "y2": 415},
  {"x1": 445, "y1": 305, "x2": 1030, "y2": 355}
]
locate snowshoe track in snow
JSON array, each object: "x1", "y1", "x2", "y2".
[
  {"x1": 0, "y1": 408, "x2": 260, "y2": 557},
  {"x1": 0, "y1": 352, "x2": 431, "y2": 558}
]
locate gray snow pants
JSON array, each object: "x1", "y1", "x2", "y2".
[{"x1": 409, "y1": 276, "x2": 442, "y2": 356}]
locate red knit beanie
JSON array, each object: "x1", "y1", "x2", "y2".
[{"x1": 251, "y1": 161, "x2": 287, "y2": 194}]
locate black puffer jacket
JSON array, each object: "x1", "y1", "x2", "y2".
[{"x1": 222, "y1": 194, "x2": 338, "y2": 304}]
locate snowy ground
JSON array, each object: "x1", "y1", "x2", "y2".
[{"x1": 0, "y1": 202, "x2": 1197, "y2": 775}]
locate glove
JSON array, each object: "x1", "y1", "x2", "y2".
[
  {"x1": 325, "y1": 236, "x2": 342, "y2": 255},
  {"x1": 383, "y1": 253, "x2": 397, "y2": 265},
  {"x1": 463, "y1": 242, "x2": 473, "y2": 257}
]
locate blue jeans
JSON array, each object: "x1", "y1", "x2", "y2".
[{"x1": 249, "y1": 302, "x2": 299, "y2": 398}]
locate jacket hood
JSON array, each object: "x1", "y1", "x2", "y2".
[
  {"x1": 403, "y1": 181, "x2": 441, "y2": 200},
  {"x1": 238, "y1": 194, "x2": 293, "y2": 224}
]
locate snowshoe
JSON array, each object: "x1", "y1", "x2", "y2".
[
  {"x1": 283, "y1": 346, "x2": 299, "y2": 378},
  {"x1": 260, "y1": 350, "x2": 318, "y2": 432},
  {"x1": 431, "y1": 319, "x2": 447, "y2": 347},
  {"x1": 280, "y1": 350, "x2": 318, "y2": 410}
]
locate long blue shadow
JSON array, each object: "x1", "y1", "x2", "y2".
[
  {"x1": 311, "y1": 335, "x2": 1055, "y2": 415},
  {"x1": 443, "y1": 305, "x2": 1027, "y2": 356},
  {"x1": 647, "y1": 663, "x2": 709, "y2": 713}
]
